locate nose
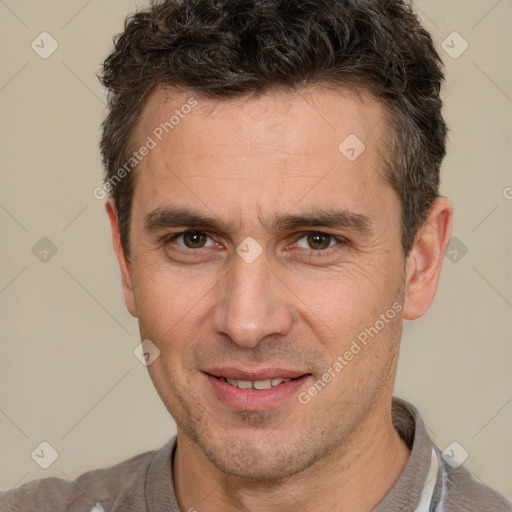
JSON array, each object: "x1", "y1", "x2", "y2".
[{"x1": 212, "y1": 251, "x2": 293, "y2": 348}]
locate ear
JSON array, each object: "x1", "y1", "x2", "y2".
[
  {"x1": 106, "y1": 198, "x2": 137, "y2": 317},
  {"x1": 403, "y1": 197, "x2": 453, "y2": 320}
]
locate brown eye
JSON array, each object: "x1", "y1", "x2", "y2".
[
  {"x1": 296, "y1": 232, "x2": 336, "y2": 250},
  {"x1": 173, "y1": 230, "x2": 213, "y2": 249}
]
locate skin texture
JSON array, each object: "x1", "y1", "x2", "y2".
[{"x1": 107, "y1": 86, "x2": 453, "y2": 511}]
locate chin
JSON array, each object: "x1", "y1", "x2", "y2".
[
  {"x1": 206, "y1": 450, "x2": 311, "y2": 481},
  {"x1": 192, "y1": 428, "x2": 324, "y2": 481}
]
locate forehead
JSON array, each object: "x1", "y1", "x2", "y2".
[
  {"x1": 135, "y1": 85, "x2": 387, "y2": 162},
  {"x1": 129, "y1": 85, "x2": 396, "y2": 231}
]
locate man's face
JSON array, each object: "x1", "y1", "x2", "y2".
[{"x1": 122, "y1": 87, "x2": 406, "y2": 479}]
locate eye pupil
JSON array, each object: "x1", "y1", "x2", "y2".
[
  {"x1": 183, "y1": 231, "x2": 207, "y2": 248},
  {"x1": 307, "y1": 233, "x2": 331, "y2": 250}
]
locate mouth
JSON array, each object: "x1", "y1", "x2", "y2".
[{"x1": 203, "y1": 368, "x2": 312, "y2": 411}]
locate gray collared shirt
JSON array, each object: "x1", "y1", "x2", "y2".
[{"x1": 1, "y1": 397, "x2": 510, "y2": 511}]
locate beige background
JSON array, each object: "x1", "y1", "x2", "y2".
[{"x1": 0, "y1": 0, "x2": 511, "y2": 500}]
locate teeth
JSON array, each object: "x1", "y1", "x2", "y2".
[
  {"x1": 226, "y1": 378, "x2": 252, "y2": 389},
  {"x1": 253, "y1": 379, "x2": 272, "y2": 390},
  {"x1": 222, "y1": 377, "x2": 291, "y2": 390}
]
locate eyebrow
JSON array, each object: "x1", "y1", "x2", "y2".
[{"x1": 143, "y1": 207, "x2": 374, "y2": 236}]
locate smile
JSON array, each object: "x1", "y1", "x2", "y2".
[{"x1": 204, "y1": 370, "x2": 312, "y2": 411}]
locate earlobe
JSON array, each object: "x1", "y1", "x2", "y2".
[
  {"x1": 402, "y1": 198, "x2": 453, "y2": 320},
  {"x1": 105, "y1": 199, "x2": 138, "y2": 317}
]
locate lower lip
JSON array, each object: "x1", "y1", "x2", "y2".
[{"x1": 205, "y1": 374, "x2": 311, "y2": 411}]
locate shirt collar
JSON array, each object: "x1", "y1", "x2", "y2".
[{"x1": 372, "y1": 397, "x2": 436, "y2": 512}]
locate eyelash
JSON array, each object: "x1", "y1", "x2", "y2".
[{"x1": 164, "y1": 230, "x2": 347, "y2": 257}]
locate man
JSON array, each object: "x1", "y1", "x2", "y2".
[{"x1": 1, "y1": 0, "x2": 510, "y2": 510}]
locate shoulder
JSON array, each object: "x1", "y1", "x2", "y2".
[
  {"x1": 438, "y1": 452, "x2": 511, "y2": 512},
  {"x1": 0, "y1": 447, "x2": 162, "y2": 512},
  {"x1": 391, "y1": 398, "x2": 510, "y2": 512}
]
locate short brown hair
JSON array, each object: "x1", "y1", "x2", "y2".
[{"x1": 99, "y1": 0, "x2": 446, "y2": 257}]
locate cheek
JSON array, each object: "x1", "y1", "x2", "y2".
[
  {"x1": 131, "y1": 258, "x2": 212, "y2": 343},
  {"x1": 133, "y1": 269, "x2": 171, "y2": 333},
  {"x1": 297, "y1": 251, "x2": 401, "y2": 304},
  {"x1": 291, "y1": 258, "x2": 404, "y2": 351}
]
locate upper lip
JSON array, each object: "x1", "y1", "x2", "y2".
[{"x1": 204, "y1": 367, "x2": 308, "y2": 381}]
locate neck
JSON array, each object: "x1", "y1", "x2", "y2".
[{"x1": 173, "y1": 398, "x2": 411, "y2": 512}]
